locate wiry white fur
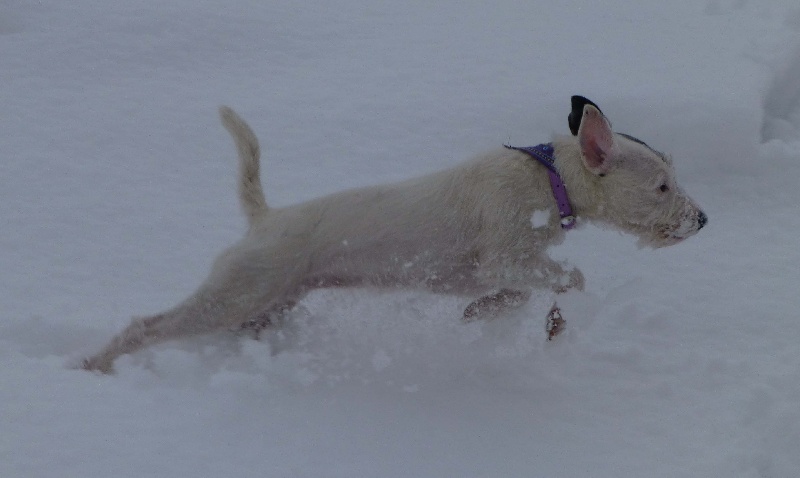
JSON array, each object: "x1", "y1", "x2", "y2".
[
  {"x1": 220, "y1": 106, "x2": 268, "y2": 224},
  {"x1": 83, "y1": 103, "x2": 706, "y2": 373}
]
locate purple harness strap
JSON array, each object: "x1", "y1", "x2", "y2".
[{"x1": 504, "y1": 143, "x2": 576, "y2": 229}]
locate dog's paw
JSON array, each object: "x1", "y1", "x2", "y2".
[{"x1": 545, "y1": 303, "x2": 566, "y2": 340}]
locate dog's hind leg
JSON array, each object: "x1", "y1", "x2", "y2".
[
  {"x1": 82, "y1": 291, "x2": 267, "y2": 373},
  {"x1": 237, "y1": 300, "x2": 298, "y2": 339},
  {"x1": 83, "y1": 254, "x2": 308, "y2": 373}
]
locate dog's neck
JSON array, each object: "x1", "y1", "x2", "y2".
[{"x1": 504, "y1": 144, "x2": 575, "y2": 229}]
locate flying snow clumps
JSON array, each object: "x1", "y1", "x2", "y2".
[{"x1": 530, "y1": 209, "x2": 551, "y2": 229}]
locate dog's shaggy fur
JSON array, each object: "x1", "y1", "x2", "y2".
[{"x1": 83, "y1": 98, "x2": 706, "y2": 373}]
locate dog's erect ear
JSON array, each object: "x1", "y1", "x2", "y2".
[
  {"x1": 568, "y1": 95, "x2": 603, "y2": 136},
  {"x1": 578, "y1": 104, "x2": 615, "y2": 175}
]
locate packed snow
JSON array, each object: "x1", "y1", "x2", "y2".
[
  {"x1": 2, "y1": 0, "x2": 800, "y2": 476},
  {"x1": 530, "y1": 209, "x2": 552, "y2": 229}
]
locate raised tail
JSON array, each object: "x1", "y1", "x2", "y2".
[{"x1": 219, "y1": 106, "x2": 269, "y2": 225}]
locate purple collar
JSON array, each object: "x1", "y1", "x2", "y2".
[{"x1": 504, "y1": 143, "x2": 576, "y2": 229}]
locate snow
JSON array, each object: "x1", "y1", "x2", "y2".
[
  {"x1": 2, "y1": 0, "x2": 800, "y2": 476},
  {"x1": 531, "y1": 209, "x2": 551, "y2": 229}
]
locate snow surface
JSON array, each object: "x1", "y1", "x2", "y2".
[{"x1": 2, "y1": 1, "x2": 800, "y2": 476}]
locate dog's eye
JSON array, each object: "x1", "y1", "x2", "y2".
[{"x1": 659, "y1": 184, "x2": 669, "y2": 193}]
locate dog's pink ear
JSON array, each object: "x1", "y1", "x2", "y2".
[{"x1": 577, "y1": 105, "x2": 615, "y2": 175}]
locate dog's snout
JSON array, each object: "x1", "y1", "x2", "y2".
[{"x1": 697, "y1": 211, "x2": 708, "y2": 230}]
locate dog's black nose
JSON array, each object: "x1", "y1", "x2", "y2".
[{"x1": 697, "y1": 211, "x2": 708, "y2": 230}]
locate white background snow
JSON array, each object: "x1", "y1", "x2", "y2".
[{"x1": 2, "y1": 0, "x2": 800, "y2": 476}]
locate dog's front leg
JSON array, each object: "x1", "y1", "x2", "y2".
[
  {"x1": 462, "y1": 288, "x2": 531, "y2": 322},
  {"x1": 534, "y1": 256, "x2": 584, "y2": 294},
  {"x1": 555, "y1": 266, "x2": 585, "y2": 294},
  {"x1": 463, "y1": 255, "x2": 583, "y2": 327},
  {"x1": 530, "y1": 256, "x2": 583, "y2": 340},
  {"x1": 476, "y1": 254, "x2": 583, "y2": 296}
]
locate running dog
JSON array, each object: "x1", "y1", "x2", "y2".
[{"x1": 83, "y1": 96, "x2": 707, "y2": 373}]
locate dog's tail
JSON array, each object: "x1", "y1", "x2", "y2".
[{"x1": 219, "y1": 106, "x2": 269, "y2": 224}]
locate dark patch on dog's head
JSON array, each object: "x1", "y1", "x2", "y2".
[
  {"x1": 617, "y1": 132, "x2": 649, "y2": 148},
  {"x1": 569, "y1": 97, "x2": 669, "y2": 165},
  {"x1": 568, "y1": 95, "x2": 603, "y2": 135},
  {"x1": 617, "y1": 133, "x2": 669, "y2": 163}
]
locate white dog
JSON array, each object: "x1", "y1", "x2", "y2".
[{"x1": 83, "y1": 96, "x2": 706, "y2": 373}]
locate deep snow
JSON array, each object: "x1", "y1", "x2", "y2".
[{"x1": 2, "y1": 0, "x2": 800, "y2": 477}]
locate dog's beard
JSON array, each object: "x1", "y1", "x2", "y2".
[
  {"x1": 640, "y1": 221, "x2": 701, "y2": 249},
  {"x1": 619, "y1": 202, "x2": 704, "y2": 249}
]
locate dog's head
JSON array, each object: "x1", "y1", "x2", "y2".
[{"x1": 568, "y1": 96, "x2": 707, "y2": 248}]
